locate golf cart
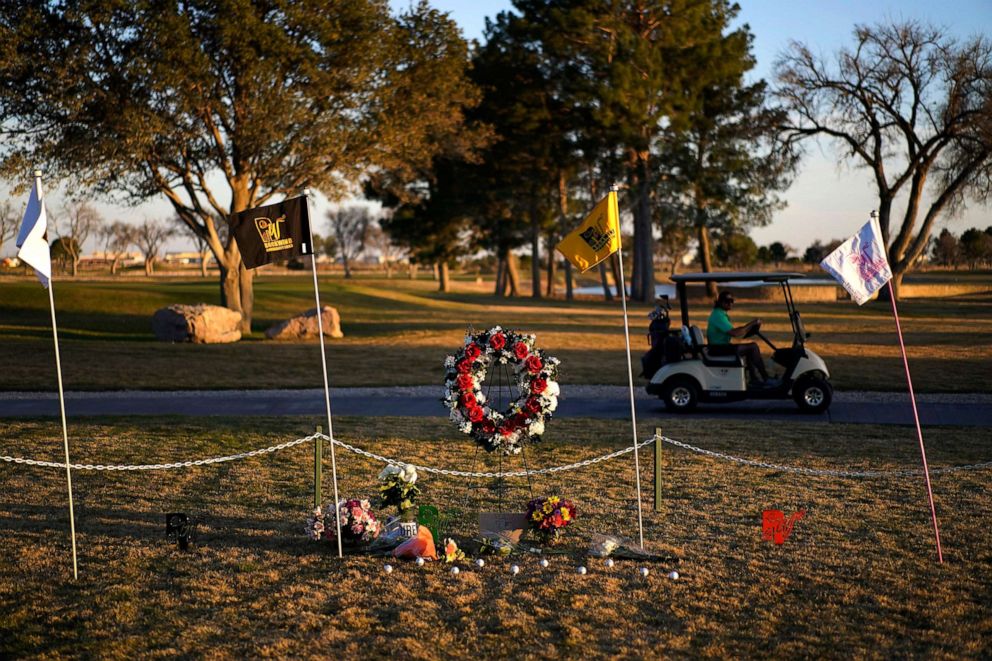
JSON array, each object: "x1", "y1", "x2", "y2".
[{"x1": 644, "y1": 272, "x2": 832, "y2": 414}]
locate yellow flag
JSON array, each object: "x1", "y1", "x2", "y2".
[{"x1": 555, "y1": 191, "x2": 620, "y2": 272}]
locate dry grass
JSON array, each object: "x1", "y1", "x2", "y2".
[
  {"x1": 1, "y1": 275, "x2": 991, "y2": 392},
  {"x1": 2, "y1": 415, "x2": 991, "y2": 658}
]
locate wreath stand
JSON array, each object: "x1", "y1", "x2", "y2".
[{"x1": 474, "y1": 359, "x2": 535, "y2": 512}]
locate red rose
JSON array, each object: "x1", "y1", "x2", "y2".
[
  {"x1": 531, "y1": 378, "x2": 548, "y2": 394},
  {"x1": 489, "y1": 333, "x2": 506, "y2": 351},
  {"x1": 460, "y1": 392, "x2": 477, "y2": 408},
  {"x1": 467, "y1": 406, "x2": 484, "y2": 423},
  {"x1": 525, "y1": 355, "x2": 543, "y2": 374},
  {"x1": 498, "y1": 423, "x2": 515, "y2": 437},
  {"x1": 512, "y1": 413, "x2": 528, "y2": 427},
  {"x1": 457, "y1": 358, "x2": 472, "y2": 374},
  {"x1": 525, "y1": 397, "x2": 542, "y2": 415},
  {"x1": 480, "y1": 420, "x2": 496, "y2": 434},
  {"x1": 456, "y1": 373, "x2": 474, "y2": 391},
  {"x1": 465, "y1": 343, "x2": 482, "y2": 361},
  {"x1": 513, "y1": 342, "x2": 529, "y2": 360}
]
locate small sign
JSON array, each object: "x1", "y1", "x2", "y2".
[
  {"x1": 762, "y1": 509, "x2": 805, "y2": 545},
  {"x1": 479, "y1": 512, "x2": 528, "y2": 544}
]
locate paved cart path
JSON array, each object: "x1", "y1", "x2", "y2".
[{"x1": 2, "y1": 387, "x2": 991, "y2": 426}]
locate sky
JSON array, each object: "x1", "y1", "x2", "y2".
[{"x1": 4, "y1": 0, "x2": 991, "y2": 257}]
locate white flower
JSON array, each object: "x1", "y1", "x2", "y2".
[
  {"x1": 459, "y1": 422, "x2": 472, "y2": 434},
  {"x1": 545, "y1": 397, "x2": 558, "y2": 412},
  {"x1": 529, "y1": 420, "x2": 545, "y2": 436},
  {"x1": 444, "y1": 355, "x2": 455, "y2": 368},
  {"x1": 476, "y1": 392, "x2": 486, "y2": 404},
  {"x1": 398, "y1": 464, "x2": 418, "y2": 484},
  {"x1": 378, "y1": 464, "x2": 402, "y2": 481},
  {"x1": 545, "y1": 380, "x2": 560, "y2": 397}
]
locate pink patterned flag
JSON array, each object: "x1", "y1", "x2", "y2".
[{"x1": 820, "y1": 217, "x2": 892, "y2": 305}]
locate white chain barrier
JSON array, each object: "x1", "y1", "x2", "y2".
[{"x1": 2, "y1": 432, "x2": 991, "y2": 478}]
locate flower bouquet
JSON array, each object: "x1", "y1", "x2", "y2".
[
  {"x1": 378, "y1": 463, "x2": 421, "y2": 513},
  {"x1": 307, "y1": 499, "x2": 381, "y2": 547},
  {"x1": 587, "y1": 534, "x2": 682, "y2": 564},
  {"x1": 526, "y1": 495, "x2": 577, "y2": 545}
]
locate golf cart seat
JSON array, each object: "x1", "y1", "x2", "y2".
[{"x1": 686, "y1": 325, "x2": 742, "y2": 366}]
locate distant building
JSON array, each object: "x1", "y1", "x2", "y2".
[
  {"x1": 79, "y1": 251, "x2": 144, "y2": 265},
  {"x1": 164, "y1": 251, "x2": 213, "y2": 265}
]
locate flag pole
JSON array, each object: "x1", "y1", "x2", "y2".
[
  {"x1": 886, "y1": 280, "x2": 943, "y2": 563},
  {"x1": 37, "y1": 170, "x2": 79, "y2": 580},
  {"x1": 303, "y1": 189, "x2": 343, "y2": 559},
  {"x1": 611, "y1": 184, "x2": 645, "y2": 549}
]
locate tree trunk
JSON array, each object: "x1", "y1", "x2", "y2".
[
  {"x1": 71, "y1": 257, "x2": 79, "y2": 277},
  {"x1": 438, "y1": 261, "x2": 450, "y2": 292},
  {"x1": 611, "y1": 253, "x2": 624, "y2": 299},
  {"x1": 505, "y1": 252, "x2": 521, "y2": 297},
  {"x1": 633, "y1": 155, "x2": 654, "y2": 302},
  {"x1": 545, "y1": 238, "x2": 557, "y2": 298},
  {"x1": 432, "y1": 262, "x2": 439, "y2": 281},
  {"x1": 598, "y1": 261, "x2": 613, "y2": 301},
  {"x1": 200, "y1": 251, "x2": 209, "y2": 277},
  {"x1": 342, "y1": 255, "x2": 352, "y2": 278},
  {"x1": 144, "y1": 258, "x2": 153, "y2": 276},
  {"x1": 408, "y1": 262, "x2": 418, "y2": 280},
  {"x1": 697, "y1": 225, "x2": 717, "y2": 298},
  {"x1": 238, "y1": 263, "x2": 254, "y2": 333},
  {"x1": 111, "y1": 257, "x2": 120, "y2": 276},
  {"x1": 564, "y1": 259, "x2": 573, "y2": 300},
  {"x1": 530, "y1": 201, "x2": 541, "y2": 298},
  {"x1": 494, "y1": 257, "x2": 505, "y2": 297}
]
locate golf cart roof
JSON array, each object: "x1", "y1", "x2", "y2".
[{"x1": 670, "y1": 272, "x2": 806, "y2": 284}]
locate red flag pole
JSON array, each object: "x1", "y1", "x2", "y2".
[{"x1": 887, "y1": 281, "x2": 943, "y2": 563}]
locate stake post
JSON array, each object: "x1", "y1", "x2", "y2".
[
  {"x1": 654, "y1": 428, "x2": 663, "y2": 512},
  {"x1": 314, "y1": 425, "x2": 323, "y2": 509}
]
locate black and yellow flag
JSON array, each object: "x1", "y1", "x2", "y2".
[
  {"x1": 231, "y1": 196, "x2": 313, "y2": 269},
  {"x1": 555, "y1": 191, "x2": 621, "y2": 272}
]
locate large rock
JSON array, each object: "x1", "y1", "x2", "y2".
[
  {"x1": 265, "y1": 305, "x2": 344, "y2": 340},
  {"x1": 152, "y1": 304, "x2": 242, "y2": 344}
]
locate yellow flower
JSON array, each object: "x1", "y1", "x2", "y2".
[
  {"x1": 542, "y1": 503, "x2": 553, "y2": 515},
  {"x1": 548, "y1": 496, "x2": 560, "y2": 506},
  {"x1": 532, "y1": 511, "x2": 543, "y2": 521},
  {"x1": 560, "y1": 507, "x2": 570, "y2": 521}
]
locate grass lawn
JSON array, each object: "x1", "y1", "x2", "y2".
[
  {"x1": 1, "y1": 274, "x2": 991, "y2": 392},
  {"x1": 2, "y1": 415, "x2": 991, "y2": 657}
]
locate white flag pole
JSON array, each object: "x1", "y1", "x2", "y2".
[
  {"x1": 611, "y1": 184, "x2": 645, "y2": 549},
  {"x1": 886, "y1": 280, "x2": 943, "y2": 563},
  {"x1": 303, "y1": 189, "x2": 343, "y2": 559},
  {"x1": 36, "y1": 170, "x2": 79, "y2": 579}
]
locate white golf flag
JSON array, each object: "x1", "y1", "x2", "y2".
[
  {"x1": 820, "y1": 216, "x2": 892, "y2": 305},
  {"x1": 15, "y1": 177, "x2": 52, "y2": 288}
]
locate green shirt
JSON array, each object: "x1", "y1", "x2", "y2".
[{"x1": 707, "y1": 307, "x2": 733, "y2": 345}]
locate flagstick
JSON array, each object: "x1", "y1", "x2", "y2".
[
  {"x1": 612, "y1": 188, "x2": 645, "y2": 549},
  {"x1": 46, "y1": 236, "x2": 79, "y2": 580},
  {"x1": 887, "y1": 281, "x2": 943, "y2": 563},
  {"x1": 303, "y1": 190, "x2": 343, "y2": 559}
]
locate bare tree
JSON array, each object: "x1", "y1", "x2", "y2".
[
  {"x1": 97, "y1": 221, "x2": 136, "y2": 275},
  {"x1": 0, "y1": 200, "x2": 19, "y2": 255},
  {"x1": 57, "y1": 201, "x2": 102, "y2": 276},
  {"x1": 776, "y1": 21, "x2": 992, "y2": 299},
  {"x1": 365, "y1": 222, "x2": 407, "y2": 278},
  {"x1": 327, "y1": 206, "x2": 371, "y2": 278},
  {"x1": 134, "y1": 219, "x2": 175, "y2": 276}
]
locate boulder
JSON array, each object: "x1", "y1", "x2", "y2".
[
  {"x1": 152, "y1": 304, "x2": 242, "y2": 344},
  {"x1": 265, "y1": 305, "x2": 344, "y2": 340}
]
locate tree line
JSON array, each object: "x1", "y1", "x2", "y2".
[{"x1": 1, "y1": 1, "x2": 989, "y2": 329}]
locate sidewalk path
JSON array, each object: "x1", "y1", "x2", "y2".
[{"x1": 2, "y1": 387, "x2": 991, "y2": 426}]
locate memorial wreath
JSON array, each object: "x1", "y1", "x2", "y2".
[{"x1": 443, "y1": 326, "x2": 560, "y2": 455}]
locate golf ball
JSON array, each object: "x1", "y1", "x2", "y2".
[
  {"x1": 577, "y1": 566, "x2": 587, "y2": 575},
  {"x1": 639, "y1": 567, "x2": 650, "y2": 578},
  {"x1": 415, "y1": 557, "x2": 425, "y2": 567},
  {"x1": 510, "y1": 564, "x2": 520, "y2": 575},
  {"x1": 668, "y1": 571, "x2": 679, "y2": 580},
  {"x1": 383, "y1": 564, "x2": 393, "y2": 574},
  {"x1": 539, "y1": 558, "x2": 549, "y2": 568},
  {"x1": 451, "y1": 566, "x2": 460, "y2": 576},
  {"x1": 475, "y1": 558, "x2": 485, "y2": 568},
  {"x1": 605, "y1": 558, "x2": 615, "y2": 568}
]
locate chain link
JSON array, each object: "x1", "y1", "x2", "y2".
[
  {"x1": 657, "y1": 436, "x2": 992, "y2": 478},
  {"x1": 0, "y1": 434, "x2": 319, "y2": 471},
  {"x1": 3, "y1": 431, "x2": 991, "y2": 479}
]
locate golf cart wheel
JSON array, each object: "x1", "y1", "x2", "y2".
[
  {"x1": 662, "y1": 377, "x2": 699, "y2": 413},
  {"x1": 793, "y1": 375, "x2": 832, "y2": 414}
]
